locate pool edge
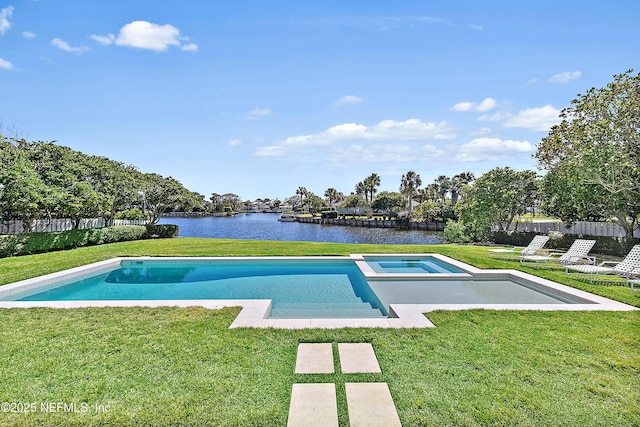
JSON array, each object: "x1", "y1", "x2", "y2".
[{"x1": 0, "y1": 255, "x2": 637, "y2": 329}]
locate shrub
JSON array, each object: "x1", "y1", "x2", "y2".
[
  {"x1": 443, "y1": 220, "x2": 472, "y2": 243},
  {"x1": 145, "y1": 224, "x2": 180, "y2": 238},
  {"x1": 0, "y1": 224, "x2": 179, "y2": 258},
  {"x1": 490, "y1": 230, "x2": 640, "y2": 257},
  {"x1": 320, "y1": 211, "x2": 338, "y2": 219},
  {"x1": 115, "y1": 208, "x2": 148, "y2": 221},
  {"x1": 0, "y1": 235, "x2": 21, "y2": 258}
]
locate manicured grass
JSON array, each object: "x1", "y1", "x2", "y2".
[
  {"x1": 0, "y1": 308, "x2": 638, "y2": 426},
  {"x1": 0, "y1": 238, "x2": 639, "y2": 426}
]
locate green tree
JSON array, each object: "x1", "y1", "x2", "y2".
[
  {"x1": 341, "y1": 194, "x2": 366, "y2": 216},
  {"x1": 296, "y1": 186, "x2": 308, "y2": 210},
  {"x1": 371, "y1": 191, "x2": 407, "y2": 215},
  {"x1": 210, "y1": 193, "x2": 224, "y2": 213},
  {"x1": 221, "y1": 193, "x2": 241, "y2": 212},
  {"x1": 435, "y1": 175, "x2": 451, "y2": 205},
  {"x1": 324, "y1": 188, "x2": 343, "y2": 207},
  {"x1": 354, "y1": 181, "x2": 368, "y2": 204},
  {"x1": 89, "y1": 156, "x2": 141, "y2": 226},
  {"x1": 450, "y1": 171, "x2": 475, "y2": 206},
  {"x1": 453, "y1": 167, "x2": 538, "y2": 241},
  {"x1": 0, "y1": 140, "x2": 47, "y2": 231},
  {"x1": 58, "y1": 182, "x2": 108, "y2": 229},
  {"x1": 400, "y1": 171, "x2": 422, "y2": 211},
  {"x1": 364, "y1": 173, "x2": 381, "y2": 205},
  {"x1": 303, "y1": 193, "x2": 327, "y2": 213},
  {"x1": 140, "y1": 174, "x2": 193, "y2": 224},
  {"x1": 535, "y1": 69, "x2": 640, "y2": 236}
]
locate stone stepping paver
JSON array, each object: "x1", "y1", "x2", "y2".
[
  {"x1": 294, "y1": 343, "x2": 334, "y2": 374},
  {"x1": 287, "y1": 383, "x2": 338, "y2": 427},
  {"x1": 345, "y1": 382, "x2": 402, "y2": 427},
  {"x1": 289, "y1": 343, "x2": 402, "y2": 426},
  {"x1": 338, "y1": 343, "x2": 382, "y2": 374}
]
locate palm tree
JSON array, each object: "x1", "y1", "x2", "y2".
[
  {"x1": 450, "y1": 171, "x2": 475, "y2": 206},
  {"x1": 423, "y1": 183, "x2": 440, "y2": 203},
  {"x1": 324, "y1": 188, "x2": 343, "y2": 207},
  {"x1": 355, "y1": 181, "x2": 368, "y2": 204},
  {"x1": 296, "y1": 186, "x2": 307, "y2": 210},
  {"x1": 364, "y1": 173, "x2": 381, "y2": 205},
  {"x1": 400, "y1": 171, "x2": 422, "y2": 211},
  {"x1": 435, "y1": 175, "x2": 452, "y2": 205}
]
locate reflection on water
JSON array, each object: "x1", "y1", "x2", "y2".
[{"x1": 159, "y1": 213, "x2": 444, "y2": 245}]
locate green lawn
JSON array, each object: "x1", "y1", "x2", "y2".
[{"x1": 1, "y1": 238, "x2": 639, "y2": 426}]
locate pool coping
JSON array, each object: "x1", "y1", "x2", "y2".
[{"x1": 0, "y1": 255, "x2": 636, "y2": 329}]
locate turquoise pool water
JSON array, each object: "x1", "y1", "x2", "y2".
[
  {"x1": 3, "y1": 256, "x2": 582, "y2": 320},
  {"x1": 364, "y1": 256, "x2": 465, "y2": 274},
  {"x1": 14, "y1": 259, "x2": 388, "y2": 319}
]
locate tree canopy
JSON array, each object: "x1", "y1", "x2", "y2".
[
  {"x1": 535, "y1": 69, "x2": 640, "y2": 236},
  {"x1": 0, "y1": 138, "x2": 195, "y2": 228},
  {"x1": 452, "y1": 167, "x2": 538, "y2": 241}
]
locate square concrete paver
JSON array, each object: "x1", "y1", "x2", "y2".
[
  {"x1": 338, "y1": 343, "x2": 381, "y2": 373},
  {"x1": 287, "y1": 383, "x2": 338, "y2": 427},
  {"x1": 295, "y1": 343, "x2": 334, "y2": 374},
  {"x1": 345, "y1": 382, "x2": 402, "y2": 427}
]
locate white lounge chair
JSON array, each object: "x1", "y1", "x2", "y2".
[
  {"x1": 520, "y1": 239, "x2": 596, "y2": 269},
  {"x1": 565, "y1": 244, "x2": 640, "y2": 284},
  {"x1": 488, "y1": 235, "x2": 549, "y2": 260}
]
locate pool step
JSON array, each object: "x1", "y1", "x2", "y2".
[
  {"x1": 274, "y1": 302, "x2": 374, "y2": 310},
  {"x1": 271, "y1": 304, "x2": 386, "y2": 318}
]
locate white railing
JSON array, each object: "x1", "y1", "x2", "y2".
[
  {"x1": 0, "y1": 218, "x2": 148, "y2": 235},
  {"x1": 500, "y1": 220, "x2": 639, "y2": 238}
]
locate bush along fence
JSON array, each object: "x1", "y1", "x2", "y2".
[
  {"x1": 0, "y1": 224, "x2": 179, "y2": 258},
  {"x1": 492, "y1": 230, "x2": 639, "y2": 258},
  {"x1": 498, "y1": 220, "x2": 640, "y2": 238},
  {"x1": 0, "y1": 218, "x2": 148, "y2": 235}
]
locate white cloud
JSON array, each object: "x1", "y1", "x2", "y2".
[
  {"x1": 92, "y1": 21, "x2": 198, "y2": 52},
  {"x1": 0, "y1": 57, "x2": 13, "y2": 69},
  {"x1": 457, "y1": 137, "x2": 532, "y2": 161},
  {"x1": 51, "y1": 38, "x2": 89, "y2": 54},
  {"x1": 228, "y1": 139, "x2": 242, "y2": 146},
  {"x1": 254, "y1": 118, "x2": 454, "y2": 161},
  {"x1": 0, "y1": 6, "x2": 13, "y2": 35},
  {"x1": 180, "y1": 42, "x2": 198, "y2": 52},
  {"x1": 503, "y1": 105, "x2": 561, "y2": 131},
  {"x1": 476, "y1": 97, "x2": 498, "y2": 112},
  {"x1": 335, "y1": 95, "x2": 365, "y2": 106},
  {"x1": 248, "y1": 108, "x2": 273, "y2": 117},
  {"x1": 451, "y1": 101, "x2": 475, "y2": 112},
  {"x1": 451, "y1": 97, "x2": 497, "y2": 112},
  {"x1": 90, "y1": 33, "x2": 115, "y2": 45},
  {"x1": 548, "y1": 71, "x2": 582, "y2": 83},
  {"x1": 23, "y1": 31, "x2": 36, "y2": 39}
]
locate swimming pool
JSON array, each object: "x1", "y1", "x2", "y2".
[
  {"x1": 1, "y1": 255, "x2": 635, "y2": 328},
  {"x1": 362, "y1": 255, "x2": 466, "y2": 274},
  {"x1": 4, "y1": 258, "x2": 387, "y2": 319}
]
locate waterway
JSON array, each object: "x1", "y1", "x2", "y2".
[{"x1": 159, "y1": 213, "x2": 444, "y2": 245}]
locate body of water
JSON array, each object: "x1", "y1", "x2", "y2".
[{"x1": 159, "y1": 213, "x2": 444, "y2": 245}]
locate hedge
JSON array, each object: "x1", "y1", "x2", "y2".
[
  {"x1": 491, "y1": 230, "x2": 640, "y2": 258},
  {"x1": 0, "y1": 224, "x2": 179, "y2": 258}
]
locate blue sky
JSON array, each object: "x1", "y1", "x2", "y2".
[{"x1": 1, "y1": 1, "x2": 638, "y2": 201}]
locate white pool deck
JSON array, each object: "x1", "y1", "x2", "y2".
[{"x1": 0, "y1": 255, "x2": 636, "y2": 329}]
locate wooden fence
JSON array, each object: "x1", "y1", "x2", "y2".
[
  {"x1": 501, "y1": 220, "x2": 640, "y2": 238},
  {"x1": 0, "y1": 218, "x2": 147, "y2": 235}
]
